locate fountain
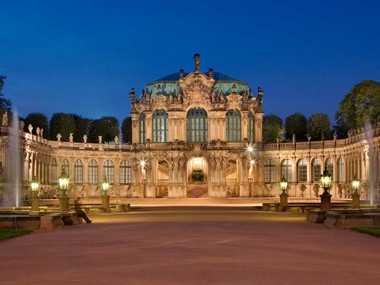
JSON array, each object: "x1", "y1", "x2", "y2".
[
  {"x1": 2, "y1": 110, "x2": 22, "y2": 207},
  {"x1": 364, "y1": 121, "x2": 376, "y2": 205}
]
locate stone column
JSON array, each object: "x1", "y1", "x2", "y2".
[
  {"x1": 145, "y1": 113, "x2": 152, "y2": 142},
  {"x1": 241, "y1": 111, "x2": 248, "y2": 141},
  {"x1": 254, "y1": 113, "x2": 263, "y2": 143},
  {"x1": 131, "y1": 113, "x2": 139, "y2": 144}
]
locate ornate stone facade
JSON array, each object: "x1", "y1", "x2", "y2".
[{"x1": 0, "y1": 55, "x2": 379, "y2": 201}]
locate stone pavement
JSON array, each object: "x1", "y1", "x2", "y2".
[{"x1": 0, "y1": 208, "x2": 379, "y2": 285}]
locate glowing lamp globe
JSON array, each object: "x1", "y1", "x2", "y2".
[
  {"x1": 280, "y1": 176, "x2": 288, "y2": 191},
  {"x1": 320, "y1": 168, "x2": 332, "y2": 189},
  {"x1": 59, "y1": 170, "x2": 69, "y2": 190}
]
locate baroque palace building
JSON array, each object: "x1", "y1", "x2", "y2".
[{"x1": 0, "y1": 54, "x2": 379, "y2": 201}]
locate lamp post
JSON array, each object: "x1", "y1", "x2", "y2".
[
  {"x1": 320, "y1": 167, "x2": 332, "y2": 210},
  {"x1": 30, "y1": 176, "x2": 40, "y2": 213},
  {"x1": 351, "y1": 175, "x2": 360, "y2": 209},
  {"x1": 58, "y1": 169, "x2": 70, "y2": 212},
  {"x1": 102, "y1": 177, "x2": 110, "y2": 212},
  {"x1": 279, "y1": 176, "x2": 288, "y2": 211}
]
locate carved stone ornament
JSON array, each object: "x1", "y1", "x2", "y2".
[
  {"x1": 56, "y1": 133, "x2": 62, "y2": 142},
  {"x1": 69, "y1": 133, "x2": 74, "y2": 143},
  {"x1": 227, "y1": 94, "x2": 242, "y2": 109},
  {"x1": 27, "y1": 124, "x2": 33, "y2": 134},
  {"x1": 98, "y1": 136, "x2": 102, "y2": 144},
  {"x1": 152, "y1": 94, "x2": 167, "y2": 109},
  {"x1": 2, "y1": 112, "x2": 8, "y2": 127},
  {"x1": 83, "y1": 135, "x2": 87, "y2": 143},
  {"x1": 114, "y1": 136, "x2": 119, "y2": 144},
  {"x1": 36, "y1": 127, "x2": 40, "y2": 136}
]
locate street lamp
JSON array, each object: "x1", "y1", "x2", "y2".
[
  {"x1": 320, "y1": 167, "x2": 332, "y2": 210},
  {"x1": 101, "y1": 177, "x2": 111, "y2": 212},
  {"x1": 279, "y1": 176, "x2": 288, "y2": 211},
  {"x1": 30, "y1": 176, "x2": 40, "y2": 213},
  {"x1": 351, "y1": 175, "x2": 360, "y2": 209},
  {"x1": 58, "y1": 169, "x2": 70, "y2": 212},
  {"x1": 247, "y1": 146, "x2": 253, "y2": 153}
]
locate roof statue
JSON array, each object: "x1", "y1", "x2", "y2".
[{"x1": 194, "y1": 53, "x2": 200, "y2": 72}]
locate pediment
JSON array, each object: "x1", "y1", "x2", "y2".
[
  {"x1": 226, "y1": 94, "x2": 242, "y2": 109},
  {"x1": 179, "y1": 72, "x2": 215, "y2": 105}
]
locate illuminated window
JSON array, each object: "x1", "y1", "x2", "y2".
[
  {"x1": 139, "y1": 113, "x2": 146, "y2": 143},
  {"x1": 51, "y1": 158, "x2": 57, "y2": 183},
  {"x1": 326, "y1": 158, "x2": 333, "y2": 179},
  {"x1": 88, "y1": 159, "x2": 98, "y2": 184},
  {"x1": 281, "y1": 159, "x2": 292, "y2": 182},
  {"x1": 104, "y1": 160, "x2": 114, "y2": 184},
  {"x1": 248, "y1": 112, "x2": 255, "y2": 142},
  {"x1": 152, "y1": 109, "x2": 168, "y2": 143},
  {"x1": 312, "y1": 159, "x2": 321, "y2": 183},
  {"x1": 297, "y1": 159, "x2": 307, "y2": 182},
  {"x1": 187, "y1": 108, "x2": 208, "y2": 142},
  {"x1": 62, "y1": 159, "x2": 69, "y2": 176},
  {"x1": 264, "y1": 159, "x2": 276, "y2": 183},
  {"x1": 74, "y1": 159, "x2": 83, "y2": 184},
  {"x1": 226, "y1": 109, "x2": 241, "y2": 142},
  {"x1": 120, "y1": 160, "x2": 132, "y2": 184}
]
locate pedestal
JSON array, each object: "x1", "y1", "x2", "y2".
[
  {"x1": 102, "y1": 195, "x2": 110, "y2": 209},
  {"x1": 31, "y1": 197, "x2": 39, "y2": 212},
  {"x1": 59, "y1": 197, "x2": 70, "y2": 212},
  {"x1": 320, "y1": 190, "x2": 332, "y2": 210},
  {"x1": 352, "y1": 191, "x2": 360, "y2": 209},
  {"x1": 279, "y1": 191, "x2": 288, "y2": 212}
]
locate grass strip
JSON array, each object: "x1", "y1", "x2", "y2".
[
  {"x1": 351, "y1": 227, "x2": 380, "y2": 238},
  {"x1": 0, "y1": 229, "x2": 32, "y2": 241}
]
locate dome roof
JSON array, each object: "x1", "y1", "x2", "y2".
[{"x1": 145, "y1": 71, "x2": 248, "y2": 96}]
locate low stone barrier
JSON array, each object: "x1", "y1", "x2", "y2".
[
  {"x1": 40, "y1": 213, "x2": 64, "y2": 230},
  {"x1": 324, "y1": 210, "x2": 380, "y2": 229},
  {"x1": 61, "y1": 212, "x2": 83, "y2": 225},
  {"x1": 0, "y1": 215, "x2": 41, "y2": 230}
]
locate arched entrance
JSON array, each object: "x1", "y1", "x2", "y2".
[{"x1": 187, "y1": 157, "x2": 208, "y2": 198}]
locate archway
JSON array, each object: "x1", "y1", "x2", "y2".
[{"x1": 187, "y1": 157, "x2": 208, "y2": 198}]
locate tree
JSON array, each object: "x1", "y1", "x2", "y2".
[
  {"x1": 284, "y1": 112, "x2": 308, "y2": 141},
  {"x1": 262, "y1": 114, "x2": 283, "y2": 143},
  {"x1": 121, "y1": 116, "x2": 132, "y2": 143},
  {"x1": 24, "y1": 113, "x2": 49, "y2": 138},
  {"x1": 72, "y1": 114, "x2": 91, "y2": 142},
  {"x1": 0, "y1": 76, "x2": 12, "y2": 116},
  {"x1": 335, "y1": 79, "x2": 380, "y2": 132},
  {"x1": 308, "y1": 113, "x2": 332, "y2": 141},
  {"x1": 49, "y1": 113, "x2": 76, "y2": 141},
  {"x1": 88, "y1": 116, "x2": 119, "y2": 143}
]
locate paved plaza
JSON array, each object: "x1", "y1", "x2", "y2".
[{"x1": 1, "y1": 208, "x2": 379, "y2": 285}]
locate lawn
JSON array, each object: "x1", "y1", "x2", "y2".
[
  {"x1": 351, "y1": 227, "x2": 380, "y2": 238},
  {"x1": 0, "y1": 229, "x2": 32, "y2": 241}
]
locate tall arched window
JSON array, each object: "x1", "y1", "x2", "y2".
[
  {"x1": 74, "y1": 159, "x2": 83, "y2": 184},
  {"x1": 281, "y1": 159, "x2": 292, "y2": 182},
  {"x1": 338, "y1": 157, "x2": 344, "y2": 182},
  {"x1": 264, "y1": 159, "x2": 276, "y2": 183},
  {"x1": 120, "y1": 160, "x2": 132, "y2": 184},
  {"x1": 187, "y1": 108, "x2": 208, "y2": 142},
  {"x1": 226, "y1": 109, "x2": 241, "y2": 142},
  {"x1": 88, "y1": 159, "x2": 98, "y2": 184},
  {"x1": 51, "y1": 158, "x2": 57, "y2": 183},
  {"x1": 139, "y1": 113, "x2": 146, "y2": 143},
  {"x1": 248, "y1": 112, "x2": 255, "y2": 143},
  {"x1": 326, "y1": 158, "x2": 333, "y2": 179},
  {"x1": 152, "y1": 109, "x2": 168, "y2": 143},
  {"x1": 297, "y1": 159, "x2": 307, "y2": 183},
  {"x1": 312, "y1": 159, "x2": 321, "y2": 183},
  {"x1": 104, "y1": 160, "x2": 114, "y2": 184},
  {"x1": 62, "y1": 159, "x2": 69, "y2": 176}
]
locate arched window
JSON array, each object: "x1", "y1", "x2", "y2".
[
  {"x1": 187, "y1": 108, "x2": 208, "y2": 142},
  {"x1": 248, "y1": 112, "x2": 255, "y2": 143},
  {"x1": 338, "y1": 158, "x2": 344, "y2": 182},
  {"x1": 51, "y1": 158, "x2": 57, "y2": 183},
  {"x1": 326, "y1": 158, "x2": 333, "y2": 179},
  {"x1": 88, "y1": 159, "x2": 98, "y2": 184},
  {"x1": 312, "y1": 159, "x2": 321, "y2": 183},
  {"x1": 104, "y1": 160, "x2": 114, "y2": 184},
  {"x1": 139, "y1": 113, "x2": 146, "y2": 143},
  {"x1": 120, "y1": 160, "x2": 132, "y2": 184},
  {"x1": 281, "y1": 159, "x2": 292, "y2": 182},
  {"x1": 74, "y1": 159, "x2": 83, "y2": 184},
  {"x1": 152, "y1": 109, "x2": 168, "y2": 143},
  {"x1": 226, "y1": 109, "x2": 241, "y2": 142},
  {"x1": 264, "y1": 159, "x2": 276, "y2": 183},
  {"x1": 297, "y1": 159, "x2": 307, "y2": 183},
  {"x1": 62, "y1": 159, "x2": 69, "y2": 176}
]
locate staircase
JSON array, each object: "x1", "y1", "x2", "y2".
[{"x1": 187, "y1": 184, "x2": 208, "y2": 198}]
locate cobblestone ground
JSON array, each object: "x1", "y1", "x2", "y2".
[{"x1": 1, "y1": 208, "x2": 379, "y2": 285}]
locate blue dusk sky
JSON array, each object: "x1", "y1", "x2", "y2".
[{"x1": 1, "y1": 0, "x2": 379, "y2": 125}]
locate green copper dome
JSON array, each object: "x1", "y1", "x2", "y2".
[{"x1": 145, "y1": 71, "x2": 249, "y2": 96}]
